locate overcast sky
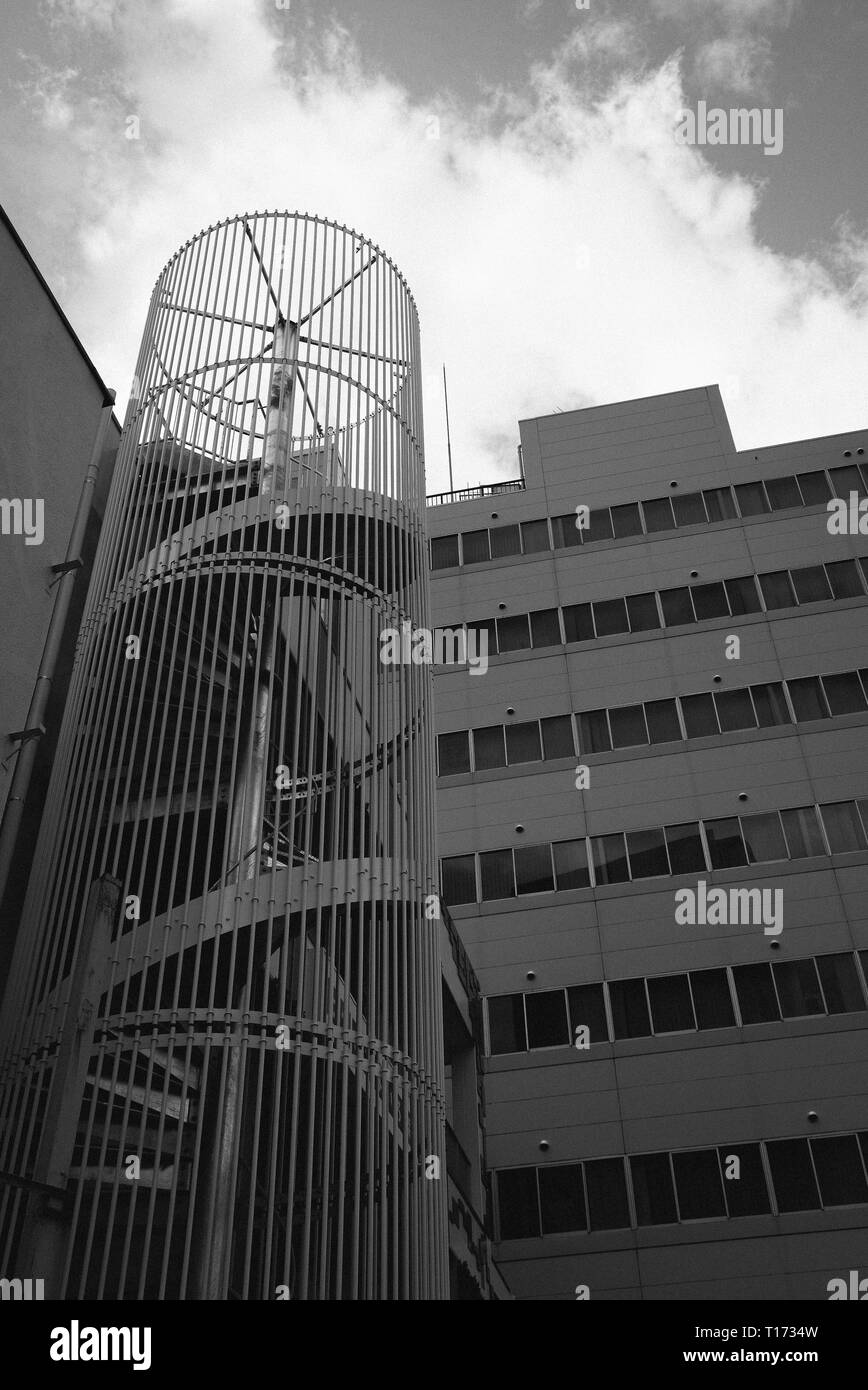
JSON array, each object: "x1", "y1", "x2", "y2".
[{"x1": 2, "y1": 0, "x2": 867, "y2": 493}]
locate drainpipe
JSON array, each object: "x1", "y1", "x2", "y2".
[{"x1": 0, "y1": 391, "x2": 116, "y2": 919}]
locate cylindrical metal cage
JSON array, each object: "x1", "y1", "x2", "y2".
[{"x1": 0, "y1": 212, "x2": 448, "y2": 1299}]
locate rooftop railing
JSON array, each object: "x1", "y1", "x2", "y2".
[{"x1": 425, "y1": 478, "x2": 525, "y2": 507}]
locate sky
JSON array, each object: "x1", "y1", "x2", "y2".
[{"x1": 1, "y1": 0, "x2": 867, "y2": 494}]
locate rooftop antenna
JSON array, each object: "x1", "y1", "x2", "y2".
[{"x1": 442, "y1": 363, "x2": 455, "y2": 493}]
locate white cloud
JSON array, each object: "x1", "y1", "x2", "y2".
[
  {"x1": 11, "y1": 0, "x2": 868, "y2": 495},
  {"x1": 693, "y1": 33, "x2": 773, "y2": 94},
  {"x1": 44, "y1": 0, "x2": 118, "y2": 29}
]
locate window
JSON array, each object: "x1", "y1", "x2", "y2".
[
  {"x1": 766, "y1": 1138, "x2": 821, "y2": 1212},
  {"x1": 473, "y1": 725, "x2": 506, "y2": 770},
  {"x1": 609, "y1": 977, "x2": 651, "y2": 1038},
  {"x1": 780, "y1": 806, "x2": 825, "y2": 859},
  {"x1": 497, "y1": 614, "x2": 531, "y2": 653},
  {"x1": 826, "y1": 559, "x2": 864, "y2": 599},
  {"x1": 816, "y1": 953, "x2": 865, "y2": 1014},
  {"x1": 759, "y1": 570, "x2": 795, "y2": 609},
  {"x1": 725, "y1": 575, "x2": 762, "y2": 615},
  {"x1": 626, "y1": 592, "x2": 661, "y2": 632},
  {"x1": 791, "y1": 565, "x2": 832, "y2": 604},
  {"x1": 714, "y1": 688, "x2": 757, "y2": 732},
  {"x1": 514, "y1": 843, "x2": 555, "y2": 895},
  {"x1": 525, "y1": 990, "x2": 569, "y2": 1049},
  {"x1": 705, "y1": 817, "x2": 748, "y2": 868},
  {"x1": 811, "y1": 1135, "x2": 868, "y2": 1207},
  {"x1": 772, "y1": 959, "x2": 825, "y2": 1017},
  {"x1": 664, "y1": 822, "x2": 707, "y2": 873},
  {"x1": 497, "y1": 1168, "x2": 539, "y2": 1238},
  {"x1": 611, "y1": 502, "x2": 643, "y2": 538},
  {"x1": 489, "y1": 524, "x2": 521, "y2": 558},
  {"x1": 467, "y1": 617, "x2": 497, "y2": 656},
  {"x1": 626, "y1": 827, "x2": 670, "y2": 879},
  {"x1": 593, "y1": 597, "x2": 629, "y2": 636},
  {"x1": 553, "y1": 839, "x2": 591, "y2": 890},
  {"x1": 488, "y1": 994, "x2": 527, "y2": 1054},
  {"x1": 642, "y1": 497, "x2": 675, "y2": 532},
  {"x1": 530, "y1": 608, "x2": 561, "y2": 648},
  {"x1": 820, "y1": 801, "x2": 867, "y2": 852},
  {"x1": 586, "y1": 508, "x2": 614, "y2": 543},
  {"x1": 660, "y1": 587, "x2": 695, "y2": 626},
  {"x1": 563, "y1": 603, "x2": 594, "y2": 643},
  {"x1": 521, "y1": 519, "x2": 549, "y2": 554},
  {"x1": 703, "y1": 486, "x2": 737, "y2": 521},
  {"x1": 438, "y1": 731, "x2": 471, "y2": 776},
  {"x1": 538, "y1": 1164, "x2": 585, "y2": 1234},
  {"x1": 631, "y1": 1153, "x2": 678, "y2": 1225},
  {"x1": 765, "y1": 475, "x2": 802, "y2": 510},
  {"x1": 689, "y1": 969, "x2": 735, "y2": 1029},
  {"x1": 829, "y1": 464, "x2": 868, "y2": 498},
  {"x1": 506, "y1": 721, "x2": 542, "y2": 765},
  {"x1": 646, "y1": 698, "x2": 681, "y2": 743},
  {"x1": 541, "y1": 715, "x2": 574, "y2": 759},
  {"x1": 797, "y1": 470, "x2": 832, "y2": 504},
  {"x1": 647, "y1": 973, "x2": 695, "y2": 1033},
  {"x1": 431, "y1": 535, "x2": 459, "y2": 569},
  {"x1": 592, "y1": 833, "x2": 630, "y2": 885},
  {"x1": 681, "y1": 693, "x2": 719, "y2": 738},
  {"x1": 732, "y1": 963, "x2": 779, "y2": 1023},
  {"x1": 567, "y1": 983, "x2": 608, "y2": 1043},
  {"x1": 672, "y1": 492, "x2": 707, "y2": 527},
  {"x1": 673, "y1": 1150, "x2": 726, "y2": 1220},
  {"x1": 735, "y1": 482, "x2": 770, "y2": 516},
  {"x1": 822, "y1": 672, "x2": 867, "y2": 715},
  {"x1": 787, "y1": 677, "x2": 829, "y2": 722},
  {"x1": 741, "y1": 811, "x2": 788, "y2": 864},
  {"x1": 480, "y1": 849, "x2": 515, "y2": 901},
  {"x1": 719, "y1": 1144, "x2": 771, "y2": 1216},
  {"x1": 441, "y1": 855, "x2": 476, "y2": 906},
  {"x1": 552, "y1": 514, "x2": 582, "y2": 548},
  {"x1": 584, "y1": 1158, "x2": 631, "y2": 1230},
  {"x1": 609, "y1": 704, "x2": 648, "y2": 749},
  {"x1": 751, "y1": 681, "x2": 791, "y2": 727},
  {"x1": 577, "y1": 709, "x2": 611, "y2": 754},
  {"x1": 692, "y1": 582, "x2": 730, "y2": 621},
  {"x1": 461, "y1": 529, "x2": 490, "y2": 564}
]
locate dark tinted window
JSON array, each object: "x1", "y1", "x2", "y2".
[
  {"x1": 690, "y1": 969, "x2": 736, "y2": 1029},
  {"x1": 765, "y1": 475, "x2": 802, "y2": 510},
  {"x1": 552, "y1": 514, "x2": 582, "y2": 548},
  {"x1": 672, "y1": 492, "x2": 707, "y2": 527},
  {"x1": 692, "y1": 582, "x2": 729, "y2": 620},
  {"x1": 584, "y1": 1158, "x2": 631, "y2": 1230},
  {"x1": 811, "y1": 1135, "x2": 868, "y2": 1207},
  {"x1": 461, "y1": 529, "x2": 490, "y2": 564},
  {"x1": 822, "y1": 672, "x2": 867, "y2": 715},
  {"x1": 473, "y1": 725, "x2": 506, "y2": 769},
  {"x1": 563, "y1": 603, "x2": 594, "y2": 643},
  {"x1": 725, "y1": 575, "x2": 762, "y2": 615},
  {"x1": 586, "y1": 508, "x2": 614, "y2": 543},
  {"x1": 593, "y1": 597, "x2": 630, "y2": 636},
  {"x1": 682, "y1": 693, "x2": 719, "y2": 738},
  {"x1": 664, "y1": 822, "x2": 707, "y2": 873},
  {"x1": 488, "y1": 994, "x2": 526, "y2": 1054},
  {"x1": 766, "y1": 1138, "x2": 821, "y2": 1212},
  {"x1": 732, "y1": 963, "x2": 779, "y2": 1023},
  {"x1": 704, "y1": 486, "x2": 737, "y2": 521},
  {"x1": 489, "y1": 524, "x2": 521, "y2": 558},
  {"x1": 497, "y1": 1168, "x2": 539, "y2": 1238},
  {"x1": 660, "y1": 587, "x2": 695, "y2": 626},
  {"x1": 626, "y1": 827, "x2": 670, "y2": 879},
  {"x1": 648, "y1": 974, "x2": 695, "y2": 1033},
  {"x1": 826, "y1": 559, "x2": 863, "y2": 598},
  {"x1": 441, "y1": 855, "x2": 476, "y2": 905},
  {"x1": 479, "y1": 849, "x2": 515, "y2": 901},
  {"x1": 631, "y1": 1153, "x2": 677, "y2": 1225},
  {"x1": 714, "y1": 688, "x2": 757, "y2": 732},
  {"x1": 467, "y1": 617, "x2": 497, "y2": 656},
  {"x1": 673, "y1": 1150, "x2": 726, "y2": 1219},
  {"x1": 525, "y1": 990, "x2": 569, "y2": 1049},
  {"x1": 514, "y1": 843, "x2": 555, "y2": 895},
  {"x1": 567, "y1": 983, "x2": 608, "y2": 1043},
  {"x1": 816, "y1": 953, "x2": 865, "y2": 1014},
  {"x1": 431, "y1": 535, "x2": 459, "y2": 569},
  {"x1": 821, "y1": 801, "x2": 868, "y2": 852},
  {"x1": 829, "y1": 464, "x2": 868, "y2": 498},
  {"x1": 541, "y1": 715, "x2": 574, "y2": 759},
  {"x1": 741, "y1": 811, "x2": 788, "y2": 864},
  {"x1": 506, "y1": 721, "x2": 542, "y2": 765},
  {"x1": 759, "y1": 570, "x2": 795, "y2": 609},
  {"x1": 609, "y1": 705, "x2": 648, "y2": 749},
  {"x1": 609, "y1": 978, "x2": 651, "y2": 1038},
  {"x1": 538, "y1": 1164, "x2": 585, "y2": 1234},
  {"x1": 592, "y1": 833, "x2": 630, "y2": 885},
  {"x1": 521, "y1": 519, "x2": 550, "y2": 554},
  {"x1": 626, "y1": 592, "x2": 660, "y2": 632},
  {"x1": 577, "y1": 709, "x2": 611, "y2": 753},
  {"x1": 735, "y1": 482, "x2": 770, "y2": 516},
  {"x1": 438, "y1": 731, "x2": 471, "y2": 776},
  {"x1": 780, "y1": 806, "x2": 825, "y2": 859},
  {"x1": 751, "y1": 681, "x2": 791, "y2": 727},
  {"x1": 646, "y1": 698, "x2": 681, "y2": 743},
  {"x1": 788, "y1": 676, "x2": 828, "y2": 722},
  {"x1": 797, "y1": 470, "x2": 832, "y2": 504},
  {"x1": 530, "y1": 609, "x2": 561, "y2": 648},
  {"x1": 719, "y1": 1144, "x2": 771, "y2": 1216},
  {"x1": 705, "y1": 817, "x2": 747, "y2": 868},
  {"x1": 553, "y1": 839, "x2": 591, "y2": 890},
  {"x1": 791, "y1": 565, "x2": 832, "y2": 604},
  {"x1": 611, "y1": 502, "x2": 643, "y2": 538},
  {"x1": 497, "y1": 614, "x2": 531, "y2": 653},
  {"x1": 642, "y1": 497, "x2": 675, "y2": 532},
  {"x1": 772, "y1": 959, "x2": 824, "y2": 1017}
]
